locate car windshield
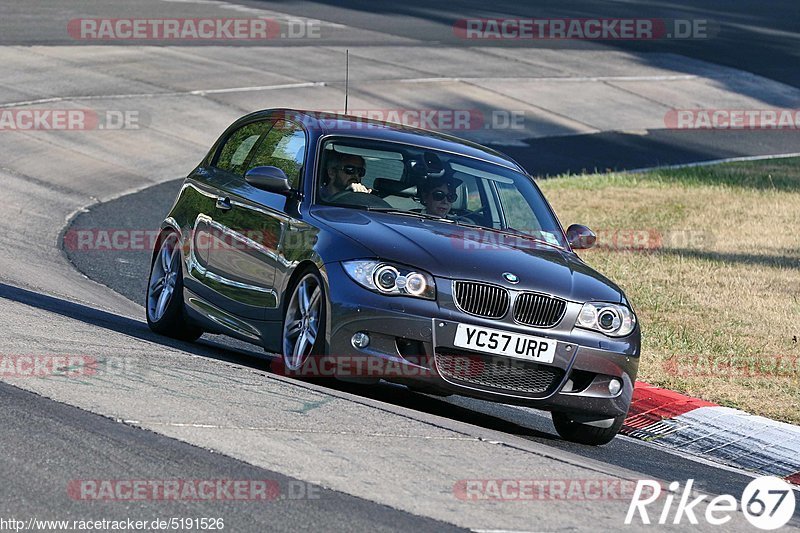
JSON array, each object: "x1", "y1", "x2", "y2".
[{"x1": 315, "y1": 138, "x2": 568, "y2": 248}]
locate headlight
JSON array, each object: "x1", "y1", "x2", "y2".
[
  {"x1": 343, "y1": 260, "x2": 436, "y2": 300},
  {"x1": 575, "y1": 302, "x2": 636, "y2": 337}
]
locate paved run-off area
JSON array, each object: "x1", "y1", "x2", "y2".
[{"x1": 2, "y1": 1, "x2": 800, "y2": 530}]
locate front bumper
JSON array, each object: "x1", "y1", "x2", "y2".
[{"x1": 321, "y1": 262, "x2": 640, "y2": 419}]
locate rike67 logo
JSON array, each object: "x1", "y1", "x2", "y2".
[{"x1": 626, "y1": 477, "x2": 796, "y2": 530}]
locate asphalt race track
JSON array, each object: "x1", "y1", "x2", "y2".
[
  {"x1": 1, "y1": 0, "x2": 799, "y2": 531},
  {"x1": 0, "y1": 381, "x2": 461, "y2": 532},
  {"x1": 62, "y1": 178, "x2": 778, "y2": 498}
]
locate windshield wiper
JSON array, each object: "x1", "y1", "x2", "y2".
[
  {"x1": 331, "y1": 207, "x2": 561, "y2": 248},
  {"x1": 506, "y1": 227, "x2": 565, "y2": 250},
  {"x1": 365, "y1": 208, "x2": 458, "y2": 223}
]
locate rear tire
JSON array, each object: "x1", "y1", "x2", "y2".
[
  {"x1": 551, "y1": 412, "x2": 625, "y2": 445},
  {"x1": 146, "y1": 231, "x2": 203, "y2": 342}
]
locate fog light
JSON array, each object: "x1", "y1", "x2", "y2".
[
  {"x1": 351, "y1": 332, "x2": 370, "y2": 349},
  {"x1": 608, "y1": 378, "x2": 622, "y2": 396}
]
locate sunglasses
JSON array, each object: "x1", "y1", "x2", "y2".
[
  {"x1": 338, "y1": 165, "x2": 366, "y2": 177},
  {"x1": 430, "y1": 190, "x2": 458, "y2": 202}
]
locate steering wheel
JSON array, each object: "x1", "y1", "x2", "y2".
[
  {"x1": 464, "y1": 205, "x2": 489, "y2": 218},
  {"x1": 326, "y1": 190, "x2": 391, "y2": 208},
  {"x1": 451, "y1": 205, "x2": 488, "y2": 225}
]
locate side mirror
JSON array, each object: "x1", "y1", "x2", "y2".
[
  {"x1": 566, "y1": 224, "x2": 596, "y2": 250},
  {"x1": 245, "y1": 166, "x2": 291, "y2": 194}
]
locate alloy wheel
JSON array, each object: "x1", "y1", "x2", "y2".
[
  {"x1": 282, "y1": 273, "x2": 323, "y2": 371},
  {"x1": 147, "y1": 233, "x2": 180, "y2": 323}
]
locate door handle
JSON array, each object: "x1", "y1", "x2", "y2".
[{"x1": 215, "y1": 197, "x2": 232, "y2": 211}]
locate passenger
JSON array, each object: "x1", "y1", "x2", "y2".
[
  {"x1": 320, "y1": 151, "x2": 370, "y2": 200},
  {"x1": 418, "y1": 176, "x2": 462, "y2": 218}
]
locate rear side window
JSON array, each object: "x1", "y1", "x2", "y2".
[
  {"x1": 215, "y1": 121, "x2": 272, "y2": 176},
  {"x1": 245, "y1": 120, "x2": 306, "y2": 188}
]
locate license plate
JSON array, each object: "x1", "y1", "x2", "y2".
[{"x1": 453, "y1": 323, "x2": 557, "y2": 363}]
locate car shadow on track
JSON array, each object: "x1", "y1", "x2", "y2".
[
  {"x1": 0, "y1": 281, "x2": 558, "y2": 440},
  {"x1": 0, "y1": 282, "x2": 271, "y2": 370},
  {"x1": 309, "y1": 377, "x2": 561, "y2": 441},
  {"x1": 5, "y1": 280, "x2": 789, "y2": 502}
]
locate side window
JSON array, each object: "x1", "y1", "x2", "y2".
[
  {"x1": 246, "y1": 120, "x2": 306, "y2": 188},
  {"x1": 215, "y1": 121, "x2": 273, "y2": 176},
  {"x1": 464, "y1": 177, "x2": 482, "y2": 211},
  {"x1": 480, "y1": 179, "x2": 502, "y2": 228},
  {"x1": 447, "y1": 172, "x2": 476, "y2": 212},
  {"x1": 496, "y1": 181, "x2": 542, "y2": 233}
]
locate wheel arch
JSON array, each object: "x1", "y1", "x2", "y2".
[
  {"x1": 145, "y1": 224, "x2": 203, "y2": 341},
  {"x1": 154, "y1": 218, "x2": 189, "y2": 272}
]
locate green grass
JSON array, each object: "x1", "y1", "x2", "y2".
[{"x1": 539, "y1": 157, "x2": 800, "y2": 423}]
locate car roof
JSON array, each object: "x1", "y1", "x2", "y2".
[{"x1": 241, "y1": 108, "x2": 526, "y2": 173}]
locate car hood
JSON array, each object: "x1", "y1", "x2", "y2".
[{"x1": 311, "y1": 207, "x2": 624, "y2": 303}]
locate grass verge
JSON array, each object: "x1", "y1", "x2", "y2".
[{"x1": 538, "y1": 157, "x2": 800, "y2": 423}]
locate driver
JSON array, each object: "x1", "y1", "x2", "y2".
[{"x1": 320, "y1": 151, "x2": 371, "y2": 200}]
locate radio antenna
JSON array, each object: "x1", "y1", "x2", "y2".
[{"x1": 344, "y1": 49, "x2": 349, "y2": 114}]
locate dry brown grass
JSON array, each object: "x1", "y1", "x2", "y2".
[{"x1": 538, "y1": 158, "x2": 800, "y2": 423}]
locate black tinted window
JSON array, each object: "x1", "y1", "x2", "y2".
[
  {"x1": 215, "y1": 121, "x2": 272, "y2": 176},
  {"x1": 246, "y1": 121, "x2": 306, "y2": 188}
]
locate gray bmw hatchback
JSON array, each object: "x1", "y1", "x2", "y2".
[{"x1": 147, "y1": 108, "x2": 640, "y2": 445}]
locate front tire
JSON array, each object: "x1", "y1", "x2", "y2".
[
  {"x1": 551, "y1": 412, "x2": 625, "y2": 446},
  {"x1": 282, "y1": 270, "x2": 326, "y2": 372},
  {"x1": 146, "y1": 231, "x2": 202, "y2": 341}
]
